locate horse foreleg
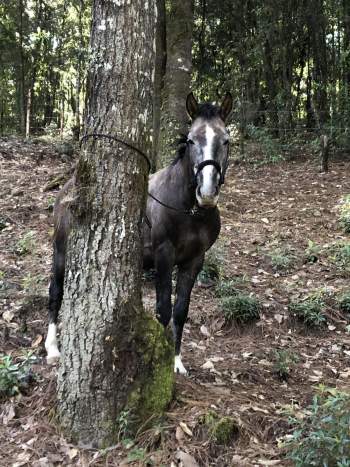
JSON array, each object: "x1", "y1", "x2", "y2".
[
  {"x1": 45, "y1": 244, "x2": 65, "y2": 364},
  {"x1": 154, "y1": 241, "x2": 175, "y2": 327},
  {"x1": 173, "y1": 255, "x2": 204, "y2": 375}
]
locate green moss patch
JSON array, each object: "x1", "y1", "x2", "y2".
[{"x1": 126, "y1": 313, "x2": 174, "y2": 431}]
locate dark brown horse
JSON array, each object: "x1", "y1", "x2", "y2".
[{"x1": 45, "y1": 92, "x2": 232, "y2": 374}]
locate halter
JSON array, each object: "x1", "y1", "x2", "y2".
[{"x1": 194, "y1": 159, "x2": 224, "y2": 187}]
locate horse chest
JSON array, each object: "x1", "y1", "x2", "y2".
[{"x1": 173, "y1": 217, "x2": 220, "y2": 264}]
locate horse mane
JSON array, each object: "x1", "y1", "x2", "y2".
[{"x1": 171, "y1": 134, "x2": 188, "y2": 166}]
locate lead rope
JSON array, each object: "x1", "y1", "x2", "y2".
[{"x1": 79, "y1": 133, "x2": 220, "y2": 227}]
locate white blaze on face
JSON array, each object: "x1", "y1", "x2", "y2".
[
  {"x1": 200, "y1": 124, "x2": 218, "y2": 199},
  {"x1": 45, "y1": 323, "x2": 61, "y2": 364}
]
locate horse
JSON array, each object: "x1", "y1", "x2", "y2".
[{"x1": 45, "y1": 92, "x2": 232, "y2": 375}]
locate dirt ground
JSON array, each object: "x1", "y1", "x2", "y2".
[{"x1": 1, "y1": 136, "x2": 350, "y2": 467}]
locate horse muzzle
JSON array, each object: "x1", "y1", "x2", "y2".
[{"x1": 196, "y1": 185, "x2": 219, "y2": 208}]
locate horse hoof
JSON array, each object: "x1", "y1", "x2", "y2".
[
  {"x1": 174, "y1": 355, "x2": 188, "y2": 375},
  {"x1": 46, "y1": 349, "x2": 61, "y2": 365}
]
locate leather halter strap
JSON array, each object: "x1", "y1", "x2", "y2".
[{"x1": 194, "y1": 159, "x2": 224, "y2": 186}]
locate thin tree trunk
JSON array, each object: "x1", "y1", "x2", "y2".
[
  {"x1": 57, "y1": 0, "x2": 173, "y2": 448},
  {"x1": 18, "y1": 0, "x2": 26, "y2": 134},
  {"x1": 152, "y1": 0, "x2": 166, "y2": 168},
  {"x1": 25, "y1": 87, "x2": 31, "y2": 138},
  {"x1": 158, "y1": 0, "x2": 194, "y2": 168}
]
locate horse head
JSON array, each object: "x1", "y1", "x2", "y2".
[{"x1": 186, "y1": 92, "x2": 233, "y2": 208}]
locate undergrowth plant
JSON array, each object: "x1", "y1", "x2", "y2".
[
  {"x1": 328, "y1": 241, "x2": 350, "y2": 274},
  {"x1": 338, "y1": 291, "x2": 350, "y2": 315},
  {"x1": 285, "y1": 387, "x2": 350, "y2": 466},
  {"x1": 15, "y1": 231, "x2": 36, "y2": 256},
  {"x1": 246, "y1": 124, "x2": 284, "y2": 164},
  {"x1": 273, "y1": 349, "x2": 299, "y2": 380},
  {"x1": 217, "y1": 279, "x2": 261, "y2": 324},
  {"x1": 198, "y1": 247, "x2": 222, "y2": 285},
  {"x1": 0, "y1": 352, "x2": 37, "y2": 400},
  {"x1": 288, "y1": 296, "x2": 326, "y2": 328},
  {"x1": 305, "y1": 240, "x2": 322, "y2": 263},
  {"x1": 22, "y1": 273, "x2": 45, "y2": 297},
  {"x1": 268, "y1": 246, "x2": 296, "y2": 272},
  {"x1": 339, "y1": 195, "x2": 350, "y2": 234}
]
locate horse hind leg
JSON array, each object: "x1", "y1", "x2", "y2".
[
  {"x1": 45, "y1": 244, "x2": 65, "y2": 364},
  {"x1": 173, "y1": 255, "x2": 204, "y2": 375}
]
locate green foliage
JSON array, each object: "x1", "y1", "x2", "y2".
[
  {"x1": 22, "y1": 273, "x2": 44, "y2": 296},
  {"x1": 215, "y1": 279, "x2": 239, "y2": 298},
  {"x1": 288, "y1": 297, "x2": 326, "y2": 328},
  {"x1": 199, "y1": 410, "x2": 238, "y2": 445},
  {"x1": 116, "y1": 410, "x2": 132, "y2": 440},
  {"x1": 14, "y1": 231, "x2": 36, "y2": 256},
  {"x1": 217, "y1": 278, "x2": 260, "y2": 324},
  {"x1": 0, "y1": 271, "x2": 5, "y2": 291},
  {"x1": 221, "y1": 293, "x2": 261, "y2": 324},
  {"x1": 46, "y1": 195, "x2": 56, "y2": 211},
  {"x1": 338, "y1": 291, "x2": 350, "y2": 315},
  {"x1": 268, "y1": 246, "x2": 295, "y2": 272},
  {"x1": 246, "y1": 125, "x2": 284, "y2": 164},
  {"x1": 328, "y1": 241, "x2": 350, "y2": 274},
  {"x1": 305, "y1": 240, "x2": 322, "y2": 263},
  {"x1": 0, "y1": 352, "x2": 37, "y2": 400},
  {"x1": 197, "y1": 248, "x2": 221, "y2": 285},
  {"x1": 286, "y1": 387, "x2": 350, "y2": 466},
  {"x1": 127, "y1": 447, "x2": 148, "y2": 463},
  {"x1": 273, "y1": 349, "x2": 299, "y2": 380},
  {"x1": 339, "y1": 195, "x2": 350, "y2": 234}
]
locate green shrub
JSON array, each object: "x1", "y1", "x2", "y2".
[
  {"x1": 331, "y1": 242, "x2": 350, "y2": 273},
  {"x1": 215, "y1": 279, "x2": 239, "y2": 298},
  {"x1": 273, "y1": 350, "x2": 299, "y2": 380},
  {"x1": 268, "y1": 246, "x2": 295, "y2": 272},
  {"x1": 15, "y1": 231, "x2": 36, "y2": 256},
  {"x1": 288, "y1": 297, "x2": 326, "y2": 327},
  {"x1": 305, "y1": 240, "x2": 322, "y2": 263},
  {"x1": 198, "y1": 248, "x2": 221, "y2": 285},
  {"x1": 0, "y1": 352, "x2": 37, "y2": 400},
  {"x1": 246, "y1": 124, "x2": 284, "y2": 164},
  {"x1": 338, "y1": 291, "x2": 350, "y2": 315},
  {"x1": 22, "y1": 273, "x2": 44, "y2": 296},
  {"x1": 286, "y1": 387, "x2": 350, "y2": 466},
  {"x1": 339, "y1": 195, "x2": 350, "y2": 234},
  {"x1": 221, "y1": 292, "x2": 261, "y2": 324}
]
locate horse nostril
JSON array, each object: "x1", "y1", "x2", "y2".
[{"x1": 215, "y1": 186, "x2": 219, "y2": 196}]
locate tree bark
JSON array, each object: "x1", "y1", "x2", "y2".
[
  {"x1": 157, "y1": 0, "x2": 194, "y2": 168},
  {"x1": 57, "y1": 0, "x2": 174, "y2": 448},
  {"x1": 152, "y1": 0, "x2": 166, "y2": 168}
]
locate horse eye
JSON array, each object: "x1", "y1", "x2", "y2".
[
  {"x1": 223, "y1": 140, "x2": 229, "y2": 146},
  {"x1": 187, "y1": 139, "x2": 195, "y2": 145}
]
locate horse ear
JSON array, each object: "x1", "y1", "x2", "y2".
[
  {"x1": 186, "y1": 92, "x2": 198, "y2": 120},
  {"x1": 220, "y1": 92, "x2": 233, "y2": 122}
]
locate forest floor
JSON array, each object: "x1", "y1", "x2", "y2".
[{"x1": 1, "y1": 136, "x2": 350, "y2": 467}]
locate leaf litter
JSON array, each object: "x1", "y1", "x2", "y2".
[{"x1": 1, "y1": 138, "x2": 350, "y2": 465}]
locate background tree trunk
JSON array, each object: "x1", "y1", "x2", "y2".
[
  {"x1": 57, "y1": 0, "x2": 174, "y2": 448},
  {"x1": 157, "y1": 0, "x2": 194, "y2": 168},
  {"x1": 152, "y1": 0, "x2": 166, "y2": 168}
]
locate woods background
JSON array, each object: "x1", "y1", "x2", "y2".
[{"x1": 1, "y1": 0, "x2": 350, "y2": 161}]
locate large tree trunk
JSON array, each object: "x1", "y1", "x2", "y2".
[
  {"x1": 157, "y1": 0, "x2": 194, "y2": 168},
  {"x1": 57, "y1": 0, "x2": 174, "y2": 448}
]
